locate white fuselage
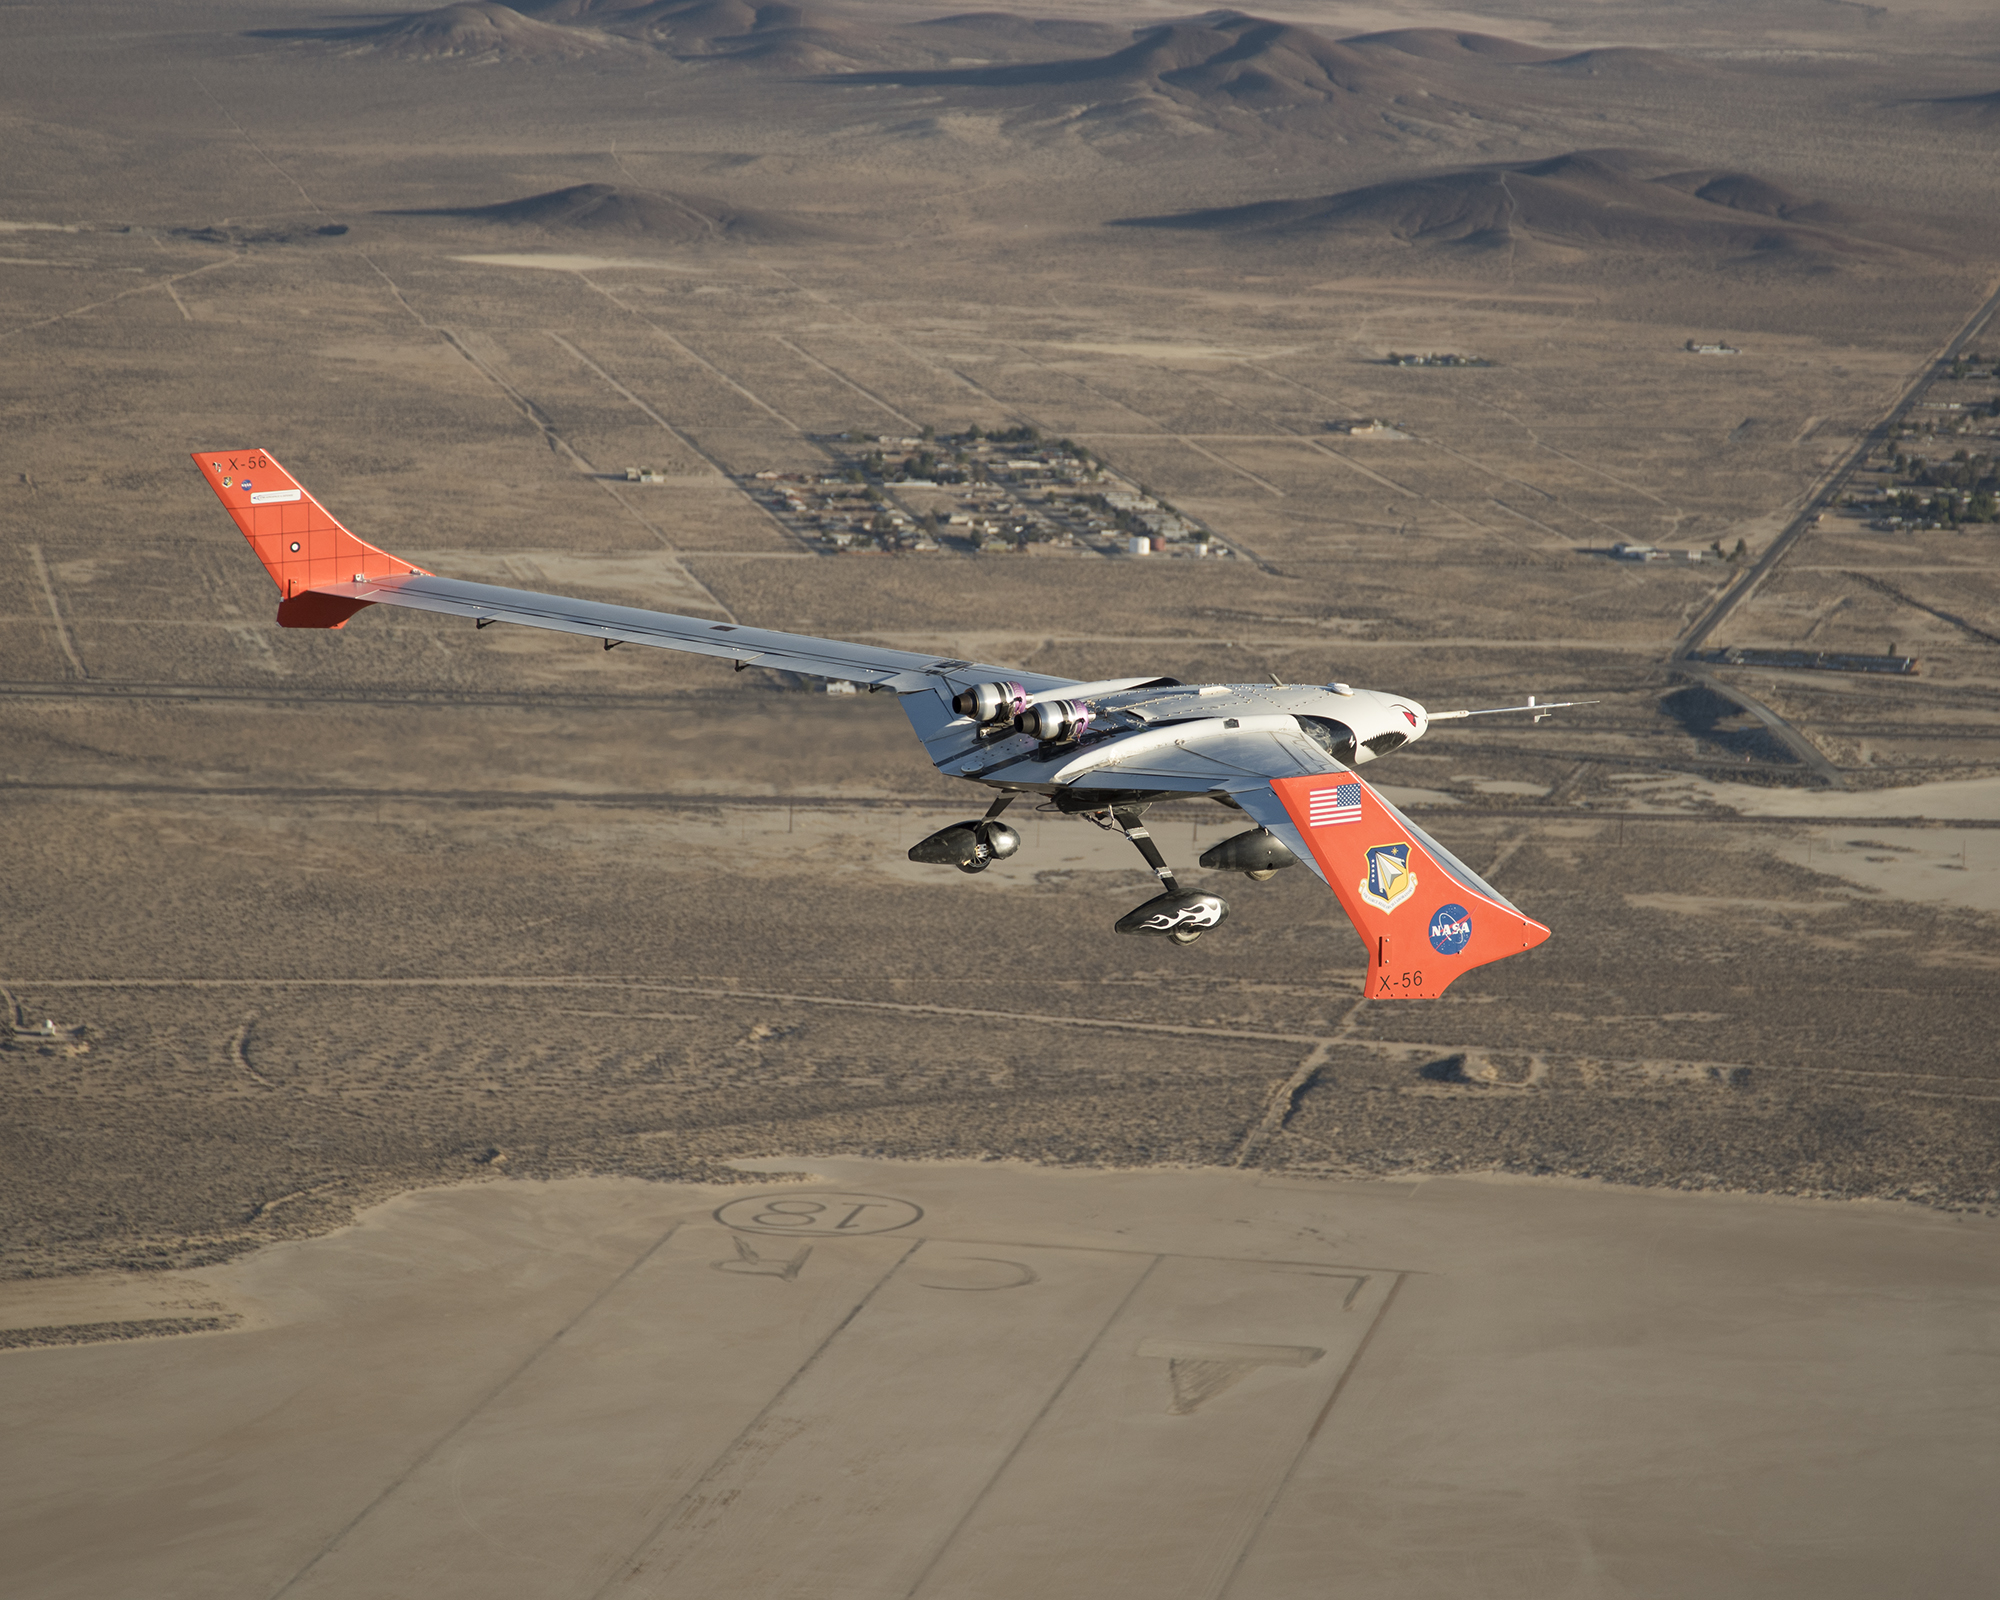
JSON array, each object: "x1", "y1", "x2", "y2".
[{"x1": 921, "y1": 681, "x2": 1430, "y2": 796}]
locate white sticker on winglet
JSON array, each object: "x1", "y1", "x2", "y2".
[{"x1": 250, "y1": 489, "x2": 301, "y2": 505}]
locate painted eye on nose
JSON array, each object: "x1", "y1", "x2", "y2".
[{"x1": 289, "y1": 542, "x2": 301, "y2": 552}]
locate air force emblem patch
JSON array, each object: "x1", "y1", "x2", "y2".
[{"x1": 1359, "y1": 842, "x2": 1416, "y2": 912}]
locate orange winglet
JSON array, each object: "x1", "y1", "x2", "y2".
[
  {"x1": 1269, "y1": 773, "x2": 1551, "y2": 999},
  {"x1": 190, "y1": 449, "x2": 429, "y2": 628}
]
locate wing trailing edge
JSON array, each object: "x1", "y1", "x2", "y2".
[{"x1": 193, "y1": 449, "x2": 1096, "y2": 693}]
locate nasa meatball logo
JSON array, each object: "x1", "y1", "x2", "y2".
[{"x1": 1428, "y1": 903, "x2": 1473, "y2": 955}]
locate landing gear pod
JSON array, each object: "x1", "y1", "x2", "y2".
[
  {"x1": 909, "y1": 818, "x2": 1021, "y2": 873},
  {"x1": 1198, "y1": 827, "x2": 1298, "y2": 881},
  {"x1": 1115, "y1": 890, "x2": 1229, "y2": 944},
  {"x1": 1015, "y1": 698, "x2": 1093, "y2": 744},
  {"x1": 953, "y1": 681, "x2": 1028, "y2": 725}
]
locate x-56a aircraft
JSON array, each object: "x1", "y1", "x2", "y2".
[{"x1": 195, "y1": 449, "x2": 1588, "y2": 999}]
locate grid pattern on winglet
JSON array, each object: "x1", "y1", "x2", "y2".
[{"x1": 190, "y1": 449, "x2": 431, "y2": 596}]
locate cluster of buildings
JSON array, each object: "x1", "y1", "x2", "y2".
[
  {"x1": 1383, "y1": 352, "x2": 1492, "y2": 368},
  {"x1": 743, "y1": 431, "x2": 1236, "y2": 560},
  {"x1": 1692, "y1": 647, "x2": 1919, "y2": 677},
  {"x1": 1610, "y1": 541, "x2": 1725, "y2": 564},
  {"x1": 1845, "y1": 360, "x2": 2000, "y2": 531}
]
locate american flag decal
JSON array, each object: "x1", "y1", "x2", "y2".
[{"x1": 1307, "y1": 783, "x2": 1363, "y2": 826}]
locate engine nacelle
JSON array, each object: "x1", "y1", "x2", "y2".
[
  {"x1": 1198, "y1": 827, "x2": 1298, "y2": 880},
  {"x1": 1015, "y1": 698, "x2": 1093, "y2": 744},
  {"x1": 953, "y1": 681, "x2": 1028, "y2": 725}
]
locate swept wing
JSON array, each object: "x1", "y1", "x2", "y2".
[
  {"x1": 195, "y1": 447, "x2": 1548, "y2": 995},
  {"x1": 189, "y1": 447, "x2": 1133, "y2": 697}
]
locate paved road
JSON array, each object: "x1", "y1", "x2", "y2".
[
  {"x1": 1664, "y1": 275, "x2": 2000, "y2": 787},
  {"x1": 1676, "y1": 276, "x2": 2000, "y2": 660}
]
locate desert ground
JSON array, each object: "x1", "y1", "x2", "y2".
[
  {"x1": 3, "y1": 0, "x2": 1999, "y2": 1591},
  {"x1": 7, "y1": 1160, "x2": 2000, "y2": 1600}
]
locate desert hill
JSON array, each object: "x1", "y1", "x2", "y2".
[
  {"x1": 1341, "y1": 28, "x2": 1561, "y2": 64},
  {"x1": 1116, "y1": 149, "x2": 1890, "y2": 262},
  {"x1": 390, "y1": 182, "x2": 831, "y2": 243},
  {"x1": 1649, "y1": 168, "x2": 1860, "y2": 230},
  {"x1": 269, "y1": 0, "x2": 1085, "y2": 72},
  {"x1": 1344, "y1": 29, "x2": 1697, "y2": 77},
  {"x1": 1527, "y1": 46, "x2": 1693, "y2": 78},
  {"x1": 257, "y1": 1, "x2": 1708, "y2": 99},
  {"x1": 838, "y1": 10, "x2": 1518, "y2": 145},
  {"x1": 255, "y1": 1, "x2": 631, "y2": 61},
  {"x1": 601, "y1": 2, "x2": 1131, "y2": 69},
  {"x1": 494, "y1": 0, "x2": 648, "y2": 16},
  {"x1": 590, "y1": 0, "x2": 892, "y2": 68},
  {"x1": 1912, "y1": 88, "x2": 2000, "y2": 122},
  {"x1": 848, "y1": 12, "x2": 1407, "y2": 93},
  {"x1": 915, "y1": 12, "x2": 1134, "y2": 56}
]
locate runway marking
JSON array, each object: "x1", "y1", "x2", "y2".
[
  {"x1": 717, "y1": 1190, "x2": 924, "y2": 1235},
  {"x1": 893, "y1": 1255, "x2": 1163, "y2": 1600},
  {"x1": 589, "y1": 1237, "x2": 924, "y2": 1600},
  {"x1": 267, "y1": 1221, "x2": 690, "y2": 1600},
  {"x1": 1216, "y1": 1273, "x2": 1408, "y2": 1599},
  {"x1": 896, "y1": 1255, "x2": 1394, "y2": 1599}
]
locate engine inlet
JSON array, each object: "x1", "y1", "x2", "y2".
[
  {"x1": 953, "y1": 681, "x2": 1028, "y2": 724},
  {"x1": 1015, "y1": 699, "x2": 1092, "y2": 744}
]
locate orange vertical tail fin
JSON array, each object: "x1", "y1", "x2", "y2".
[{"x1": 190, "y1": 449, "x2": 427, "y2": 627}]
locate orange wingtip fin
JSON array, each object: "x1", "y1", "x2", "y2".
[
  {"x1": 190, "y1": 449, "x2": 428, "y2": 628},
  {"x1": 1269, "y1": 773, "x2": 1551, "y2": 999}
]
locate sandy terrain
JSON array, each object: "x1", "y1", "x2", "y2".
[{"x1": 4, "y1": 1160, "x2": 1996, "y2": 1599}]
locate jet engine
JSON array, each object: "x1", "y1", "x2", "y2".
[
  {"x1": 1014, "y1": 698, "x2": 1093, "y2": 744},
  {"x1": 953, "y1": 681, "x2": 1028, "y2": 725},
  {"x1": 1198, "y1": 827, "x2": 1299, "y2": 881},
  {"x1": 908, "y1": 817, "x2": 1022, "y2": 873}
]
